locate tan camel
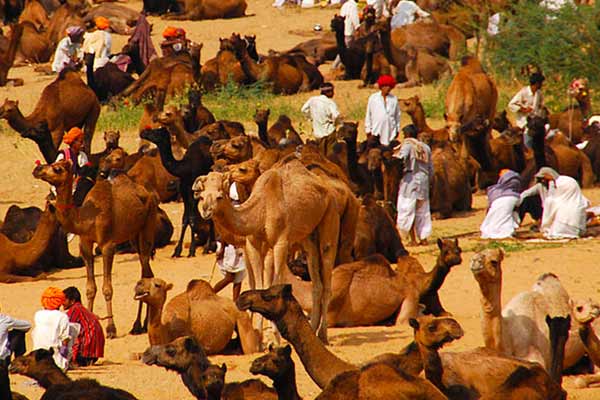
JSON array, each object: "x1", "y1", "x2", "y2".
[
  {"x1": 0, "y1": 70, "x2": 100, "y2": 152},
  {"x1": 228, "y1": 159, "x2": 261, "y2": 202},
  {"x1": 0, "y1": 203, "x2": 56, "y2": 283},
  {"x1": 157, "y1": 104, "x2": 200, "y2": 149},
  {"x1": 237, "y1": 285, "x2": 448, "y2": 399},
  {"x1": 18, "y1": 0, "x2": 49, "y2": 31},
  {"x1": 281, "y1": 238, "x2": 462, "y2": 327},
  {"x1": 33, "y1": 159, "x2": 158, "y2": 338},
  {"x1": 14, "y1": 20, "x2": 53, "y2": 66},
  {"x1": 200, "y1": 36, "x2": 246, "y2": 91},
  {"x1": 46, "y1": 0, "x2": 86, "y2": 47},
  {"x1": 193, "y1": 160, "x2": 340, "y2": 343},
  {"x1": 0, "y1": 23, "x2": 24, "y2": 87},
  {"x1": 397, "y1": 46, "x2": 451, "y2": 89},
  {"x1": 134, "y1": 277, "x2": 259, "y2": 354},
  {"x1": 165, "y1": 0, "x2": 247, "y2": 20},
  {"x1": 568, "y1": 298, "x2": 600, "y2": 388}
]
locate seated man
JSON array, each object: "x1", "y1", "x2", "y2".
[{"x1": 480, "y1": 169, "x2": 522, "y2": 239}]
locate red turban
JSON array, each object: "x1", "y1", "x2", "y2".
[
  {"x1": 41, "y1": 287, "x2": 66, "y2": 310},
  {"x1": 175, "y1": 28, "x2": 186, "y2": 38},
  {"x1": 163, "y1": 26, "x2": 178, "y2": 39},
  {"x1": 63, "y1": 127, "x2": 83, "y2": 145},
  {"x1": 95, "y1": 16, "x2": 110, "y2": 30},
  {"x1": 377, "y1": 74, "x2": 396, "y2": 88}
]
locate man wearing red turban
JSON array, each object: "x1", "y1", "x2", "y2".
[{"x1": 365, "y1": 74, "x2": 401, "y2": 146}]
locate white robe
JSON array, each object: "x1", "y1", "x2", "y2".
[
  {"x1": 541, "y1": 176, "x2": 589, "y2": 239},
  {"x1": 32, "y1": 310, "x2": 78, "y2": 370},
  {"x1": 480, "y1": 196, "x2": 520, "y2": 239}
]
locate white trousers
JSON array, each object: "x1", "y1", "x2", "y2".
[{"x1": 396, "y1": 195, "x2": 432, "y2": 240}]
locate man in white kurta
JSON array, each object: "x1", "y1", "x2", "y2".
[
  {"x1": 395, "y1": 124, "x2": 433, "y2": 245},
  {"x1": 480, "y1": 170, "x2": 522, "y2": 239},
  {"x1": 82, "y1": 18, "x2": 112, "y2": 71},
  {"x1": 301, "y1": 83, "x2": 341, "y2": 154},
  {"x1": 508, "y1": 72, "x2": 545, "y2": 147},
  {"x1": 51, "y1": 26, "x2": 84, "y2": 73},
  {"x1": 391, "y1": 0, "x2": 430, "y2": 29},
  {"x1": 332, "y1": 0, "x2": 360, "y2": 69},
  {"x1": 32, "y1": 309, "x2": 72, "y2": 370},
  {"x1": 365, "y1": 74, "x2": 401, "y2": 146}
]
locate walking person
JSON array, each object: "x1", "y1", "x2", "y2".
[
  {"x1": 63, "y1": 287, "x2": 105, "y2": 367},
  {"x1": 301, "y1": 82, "x2": 341, "y2": 156},
  {"x1": 394, "y1": 124, "x2": 433, "y2": 245},
  {"x1": 508, "y1": 72, "x2": 545, "y2": 148},
  {"x1": 365, "y1": 74, "x2": 401, "y2": 146}
]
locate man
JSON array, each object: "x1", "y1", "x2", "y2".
[
  {"x1": 63, "y1": 287, "x2": 104, "y2": 367},
  {"x1": 52, "y1": 26, "x2": 85, "y2": 73},
  {"x1": 161, "y1": 26, "x2": 189, "y2": 57},
  {"x1": 365, "y1": 74, "x2": 401, "y2": 146},
  {"x1": 82, "y1": 17, "x2": 112, "y2": 71},
  {"x1": 395, "y1": 124, "x2": 433, "y2": 245},
  {"x1": 366, "y1": 0, "x2": 385, "y2": 17},
  {"x1": 332, "y1": 0, "x2": 360, "y2": 70},
  {"x1": 391, "y1": 0, "x2": 430, "y2": 29},
  {"x1": 0, "y1": 304, "x2": 30, "y2": 398},
  {"x1": 508, "y1": 72, "x2": 545, "y2": 147},
  {"x1": 301, "y1": 82, "x2": 341, "y2": 155}
]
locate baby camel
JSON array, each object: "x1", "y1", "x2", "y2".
[
  {"x1": 33, "y1": 159, "x2": 158, "y2": 338},
  {"x1": 250, "y1": 344, "x2": 302, "y2": 400}
]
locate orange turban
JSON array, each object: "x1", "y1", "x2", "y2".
[
  {"x1": 63, "y1": 127, "x2": 83, "y2": 145},
  {"x1": 163, "y1": 26, "x2": 178, "y2": 39},
  {"x1": 41, "y1": 287, "x2": 66, "y2": 310},
  {"x1": 95, "y1": 16, "x2": 110, "y2": 30}
]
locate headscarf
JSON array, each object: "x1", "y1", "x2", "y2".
[
  {"x1": 66, "y1": 26, "x2": 84, "y2": 37},
  {"x1": 535, "y1": 167, "x2": 560, "y2": 182},
  {"x1": 41, "y1": 287, "x2": 66, "y2": 310},
  {"x1": 377, "y1": 74, "x2": 396, "y2": 88},
  {"x1": 486, "y1": 169, "x2": 521, "y2": 205},
  {"x1": 95, "y1": 16, "x2": 110, "y2": 30},
  {"x1": 127, "y1": 13, "x2": 157, "y2": 68},
  {"x1": 163, "y1": 26, "x2": 178, "y2": 39},
  {"x1": 63, "y1": 127, "x2": 84, "y2": 145}
]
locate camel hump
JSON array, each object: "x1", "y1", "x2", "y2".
[
  {"x1": 186, "y1": 279, "x2": 215, "y2": 300},
  {"x1": 362, "y1": 253, "x2": 391, "y2": 266}
]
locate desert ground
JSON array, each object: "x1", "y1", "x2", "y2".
[{"x1": 2, "y1": 0, "x2": 600, "y2": 398}]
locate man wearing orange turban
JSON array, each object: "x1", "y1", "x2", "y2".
[
  {"x1": 82, "y1": 16, "x2": 112, "y2": 71},
  {"x1": 95, "y1": 16, "x2": 110, "y2": 30},
  {"x1": 160, "y1": 26, "x2": 188, "y2": 57},
  {"x1": 56, "y1": 127, "x2": 89, "y2": 186},
  {"x1": 32, "y1": 287, "x2": 75, "y2": 371}
]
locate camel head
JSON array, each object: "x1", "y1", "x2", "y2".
[
  {"x1": 253, "y1": 108, "x2": 270, "y2": 125},
  {"x1": 460, "y1": 117, "x2": 489, "y2": 138},
  {"x1": 398, "y1": 96, "x2": 420, "y2": 115},
  {"x1": 571, "y1": 298, "x2": 600, "y2": 325},
  {"x1": 201, "y1": 363, "x2": 227, "y2": 399},
  {"x1": 103, "y1": 130, "x2": 121, "y2": 150},
  {"x1": 134, "y1": 277, "x2": 173, "y2": 307},
  {"x1": 156, "y1": 105, "x2": 182, "y2": 127},
  {"x1": 142, "y1": 336, "x2": 209, "y2": 373},
  {"x1": 330, "y1": 15, "x2": 345, "y2": 33},
  {"x1": 236, "y1": 284, "x2": 294, "y2": 322},
  {"x1": 99, "y1": 148, "x2": 127, "y2": 177},
  {"x1": 32, "y1": 160, "x2": 73, "y2": 187},
  {"x1": 409, "y1": 315, "x2": 464, "y2": 350},
  {"x1": 250, "y1": 344, "x2": 293, "y2": 379},
  {"x1": 526, "y1": 114, "x2": 548, "y2": 138},
  {"x1": 230, "y1": 159, "x2": 260, "y2": 187},
  {"x1": 336, "y1": 122, "x2": 358, "y2": 142},
  {"x1": 200, "y1": 122, "x2": 229, "y2": 141},
  {"x1": 230, "y1": 33, "x2": 247, "y2": 58},
  {"x1": 209, "y1": 138, "x2": 229, "y2": 160},
  {"x1": 193, "y1": 172, "x2": 231, "y2": 219},
  {"x1": 140, "y1": 127, "x2": 171, "y2": 146},
  {"x1": 9, "y1": 349, "x2": 58, "y2": 381},
  {"x1": 437, "y1": 238, "x2": 462, "y2": 267},
  {"x1": 359, "y1": 147, "x2": 382, "y2": 173},
  {"x1": 0, "y1": 98, "x2": 19, "y2": 120},
  {"x1": 492, "y1": 110, "x2": 510, "y2": 133},
  {"x1": 470, "y1": 248, "x2": 504, "y2": 286},
  {"x1": 188, "y1": 88, "x2": 202, "y2": 108},
  {"x1": 224, "y1": 136, "x2": 252, "y2": 163}
]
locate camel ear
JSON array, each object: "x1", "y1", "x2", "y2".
[
  {"x1": 498, "y1": 248, "x2": 505, "y2": 261},
  {"x1": 268, "y1": 343, "x2": 274, "y2": 352},
  {"x1": 283, "y1": 345, "x2": 292, "y2": 356},
  {"x1": 281, "y1": 284, "x2": 293, "y2": 298},
  {"x1": 414, "y1": 95, "x2": 420, "y2": 101},
  {"x1": 408, "y1": 318, "x2": 419, "y2": 330},
  {"x1": 437, "y1": 238, "x2": 443, "y2": 250},
  {"x1": 221, "y1": 363, "x2": 227, "y2": 373},
  {"x1": 165, "y1": 283, "x2": 173, "y2": 292}
]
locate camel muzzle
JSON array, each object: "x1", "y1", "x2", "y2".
[{"x1": 134, "y1": 291, "x2": 149, "y2": 301}]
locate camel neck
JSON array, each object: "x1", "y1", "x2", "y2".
[
  {"x1": 277, "y1": 300, "x2": 355, "y2": 390},
  {"x1": 168, "y1": 118, "x2": 191, "y2": 148},
  {"x1": 147, "y1": 300, "x2": 170, "y2": 346},
  {"x1": 10, "y1": 208, "x2": 57, "y2": 268},
  {"x1": 422, "y1": 255, "x2": 451, "y2": 296},
  {"x1": 256, "y1": 119, "x2": 269, "y2": 146},
  {"x1": 410, "y1": 105, "x2": 431, "y2": 133},
  {"x1": 273, "y1": 364, "x2": 301, "y2": 400},
  {"x1": 417, "y1": 342, "x2": 445, "y2": 393},
  {"x1": 236, "y1": 49, "x2": 260, "y2": 84},
  {"x1": 344, "y1": 135, "x2": 360, "y2": 179},
  {"x1": 153, "y1": 138, "x2": 184, "y2": 178},
  {"x1": 579, "y1": 323, "x2": 600, "y2": 367},
  {"x1": 333, "y1": 26, "x2": 346, "y2": 51},
  {"x1": 29, "y1": 365, "x2": 71, "y2": 389},
  {"x1": 4, "y1": 25, "x2": 22, "y2": 77},
  {"x1": 54, "y1": 179, "x2": 82, "y2": 234},
  {"x1": 479, "y1": 283, "x2": 504, "y2": 353},
  {"x1": 6, "y1": 108, "x2": 37, "y2": 134},
  {"x1": 215, "y1": 195, "x2": 264, "y2": 237}
]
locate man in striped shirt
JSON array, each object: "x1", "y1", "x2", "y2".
[{"x1": 63, "y1": 287, "x2": 105, "y2": 367}]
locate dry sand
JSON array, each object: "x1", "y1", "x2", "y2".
[{"x1": 2, "y1": 1, "x2": 600, "y2": 398}]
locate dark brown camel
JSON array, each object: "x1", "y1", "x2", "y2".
[
  {"x1": 250, "y1": 344, "x2": 302, "y2": 400},
  {"x1": 0, "y1": 23, "x2": 23, "y2": 86},
  {"x1": 163, "y1": 0, "x2": 247, "y2": 20}
]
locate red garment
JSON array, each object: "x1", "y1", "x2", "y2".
[{"x1": 66, "y1": 302, "x2": 105, "y2": 360}]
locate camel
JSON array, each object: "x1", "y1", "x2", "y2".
[
  {"x1": 83, "y1": 3, "x2": 139, "y2": 35},
  {"x1": 9, "y1": 348, "x2": 137, "y2": 400},
  {"x1": 0, "y1": 23, "x2": 23, "y2": 86},
  {"x1": 548, "y1": 78, "x2": 590, "y2": 144},
  {"x1": 18, "y1": 0, "x2": 49, "y2": 31},
  {"x1": 397, "y1": 45, "x2": 451, "y2": 89},
  {"x1": 392, "y1": 19, "x2": 465, "y2": 61},
  {"x1": 237, "y1": 285, "x2": 447, "y2": 399},
  {"x1": 142, "y1": 336, "x2": 276, "y2": 400},
  {"x1": 140, "y1": 127, "x2": 214, "y2": 257},
  {"x1": 164, "y1": 0, "x2": 246, "y2": 20},
  {"x1": 156, "y1": 104, "x2": 201, "y2": 150},
  {"x1": 250, "y1": 345, "x2": 302, "y2": 400},
  {"x1": 470, "y1": 249, "x2": 574, "y2": 381},
  {"x1": 84, "y1": 53, "x2": 134, "y2": 104},
  {"x1": 282, "y1": 238, "x2": 461, "y2": 327},
  {"x1": 336, "y1": 122, "x2": 372, "y2": 195},
  {"x1": 200, "y1": 36, "x2": 247, "y2": 91},
  {"x1": 134, "y1": 278, "x2": 259, "y2": 354},
  {"x1": 1, "y1": 363, "x2": 28, "y2": 400},
  {"x1": 13, "y1": 20, "x2": 53, "y2": 66},
  {"x1": 127, "y1": 152, "x2": 179, "y2": 203},
  {"x1": 398, "y1": 95, "x2": 448, "y2": 144},
  {"x1": 254, "y1": 108, "x2": 302, "y2": 147},
  {"x1": 46, "y1": 0, "x2": 87, "y2": 46},
  {"x1": 571, "y1": 298, "x2": 600, "y2": 388},
  {"x1": 284, "y1": 33, "x2": 337, "y2": 66},
  {"x1": 0, "y1": 203, "x2": 57, "y2": 283},
  {"x1": 33, "y1": 159, "x2": 158, "y2": 338},
  {"x1": 193, "y1": 161, "x2": 341, "y2": 343},
  {"x1": 330, "y1": 14, "x2": 367, "y2": 80},
  {"x1": 183, "y1": 88, "x2": 215, "y2": 132},
  {"x1": 0, "y1": 70, "x2": 100, "y2": 152}
]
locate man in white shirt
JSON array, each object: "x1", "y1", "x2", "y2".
[
  {"x1": 301, "y1": 82, "x2": 341, "y2": 155},
  {"x1": 51, "y1": 26, "x2": 84, "y2": 74},
  {"x1": 508, "y1": 72, "x2": 545, "y2": 147},
  {"x1": 365, "y1": 74, "x2": 401, "y2": 146},
  {"x1": 0, "y1": 309, "x2": 30, "y2": 400},
  {"x1": 82, "y1": 17, "x2": 112, "y2": 71},
  {"x1": 332, "y1": 0, "x2": 360, "y2": 70},
  {"x1": 366, "y1": 0, "x2": 385, "y2": 17},
  {"x1": 391, "y1": 0, "x2": 430, "y2": 29}
]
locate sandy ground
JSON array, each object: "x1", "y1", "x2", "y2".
[{"x1": 2, "y1": 1, "x2": 600, "y2": 398}]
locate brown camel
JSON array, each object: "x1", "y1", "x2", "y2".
[
  {"x1": 0, "y1": 23, "x2": 23, "y2": 86},
  {"x1": 14, "y1": 20, "x2": 52, "y2": 66},
  {"x1": 157, "y1": 104, "x2": 200, "y2": 150},
  {"x1": 200, "y1": 36, "x2": 246, "y2": 91},
  {"x1": 546, "y1": 131, "x2": 594, "y2": 188},
  {"x1": 134, "y1": 278, "x2": 259, "y2": 354},
  {"x1": 142, "y1": 336, "x2": 276, "y2": 400},
  {"x1": 193, "y1": 160, "x2": 341, "y2": 343},
  {"x1": 571, "y1": 298, "x2": 600, "y2": 388},
  {"x1": 397, "y1": 45, "x2": 451, "y2": 89},
  {"x1": 18, "y1": 0, "x2": 49, "y2": 31},
  {"x1": 33, "y1": 159, "x2": 158, "y2": 338},
  {"x1": 164, "y1": 0, "x2": 246, "y2": 20},
  {"x1": 282, "y1": 238, "x2": 461, "y2": 327},
  {"x1": 254, "y1": 108, "x2": 302, "y2": 147},
  {"x1": 250, "y1": 344, "x2": 302, "y2": 400},
  {"x1": 398, "y1": 95, "x2": 448, "y2": 143},
  {"x1": 0, "y1": 70, "x2": 100, "y2": 152},
  {"x1": 127, "y1": 152, "x2": 179, "y2": 203},
  {"x1": 391, "y1": 19, "x2": 465, "y2": 61},
  {"x1": 547, "y1": 78, "x2": 590, "y2": 144},
  {"x1": 9, "y1": 348, "x2": 138, "y2": 400},
  {"x1": 45, "y1": 0, "x2": 86, "y2": 47},
  {"x1": 83, "y1": 4, "x2": 139, "y2": 35},
  {"x1": 0, "y1": 203, "x2": 57, "y2": 283},
  {"x1": 237, "y1": 285, "x2": 447, "y2": 399}
]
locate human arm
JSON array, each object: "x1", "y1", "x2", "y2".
[
  {"x1": 518, "y1": 183, "x2": 542, "y2": 205},
  {"x1": 392, "y1": 98, "x2": 401, "y2": 142},
  {"x1": 55, "y1": 151, "x2": 65, "y2": 163},
  {"x1": 508, "y1": 89, "x2": 532, "y2": 114},
  {"x1": 5, "y1": 316, "x2": 31, "y2": 332},
  {"x1": 364, "y1": 97, "x2": 373, "y2": 135}
]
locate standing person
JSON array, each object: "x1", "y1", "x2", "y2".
[
  {"x1": 31, "y1": 288, "x2": 74, "y2": 371},
  {"x1": 518, "y1": 167, "x2": 589, "y2": 239},
  {"x1": 331, "y1": 0, "x2": 360, "y2": 70},
  {"x1": 480, "y1": 169, "x2": 522, "y2": 239},
  {"x1": 212, "y1": 183, "x2": 247, "y2": 302},
  {"x1": 394, "y1": 124, "x2": 433, "y2": 245},
  {"x1": 365, "y1": 74, "x2": 401, "y2": 146},
  {"x1": 391, "y1": 0, "x2": 430, "y2": 29},
  {"x1": 301, "y1": 82, "x2": 341, "y2": 155},
  {"x1": 63, "y1": 287, "x2": 104, "y2": 367},
  {"x1": 51, "y1": 26, "x2": 85, "y2": 74},
  {"x1": 0, "y1": 305, "x2": 30, "y2": 400},
  {"x1": 366, "y1": 0, "x2": 385, "y2": 17},
  {"x1": 83, "y1": 17, "x2": 112, "y2": 71},
  {"x1": 508, "y1": 72, "x2": 545, "y2": 147}
]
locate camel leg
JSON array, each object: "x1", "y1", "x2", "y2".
[
  {"x1": 80, "y1": 239, "x2": 97, "y2": 313},
  {"x1": 132, "y1": 220, "x2": 156, "y2": 335},
  {"x1": 173, "y1": 217, "x2": 188, "y2": 258},
  {"x1": 303, "y1": 238, "x2": 322, "y2": 332},
  {"x1": 245, "y1": 238, "x2": 266, "y2": 345},
  {"x1": 396, "y1": 293, "x2": 419, "y2": 326},
  {"x1": 100, "y1": 243, "x2": 117, "y2": 338},
  {"x1": 236, "y1": 313, "x2": 261, "y2": 354}
]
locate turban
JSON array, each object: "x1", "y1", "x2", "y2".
[
  {"x1": 163, "y1": 26, "x2": 178, "y2": 39},
  {"x1": 41, "y1": 287, "x2": 66, "y2": 310},
  {"x1": 95, "y1": 16, "x2": 110, "y2": 30},
  {"x1": 377, "y1": 74, "x2": 396, "y2": 88},
  {"x1": 63, "y1": 127, "x2": 84, "y2": 145},
  {"x1": 66, "y1": 26, "x2": 84, "y2": 37},
  {"x1": 175, "y1": 28, "x2": 186, "y2": 38}
]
